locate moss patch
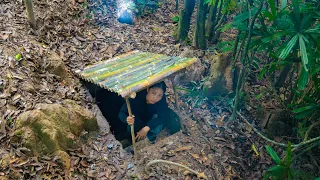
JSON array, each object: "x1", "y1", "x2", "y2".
[{"x1": 14, "y1": 100, "x2": 98, "y2": 168}]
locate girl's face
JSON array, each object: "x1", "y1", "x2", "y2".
[{"x1": 146, "y1": 87, "x2": 164, "y2": 104}]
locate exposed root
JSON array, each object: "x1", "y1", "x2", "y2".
[
  {"x1": 145, "y1": 159, "x2": 208, "y2": 179},
  {"x1": 237, "y1": 111, "x2": 320, "y2": 152}
]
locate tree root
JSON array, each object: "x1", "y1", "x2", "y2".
[
  {"x1": 145, "y1": 159, "x2": 207, "y2": 179},
  {"x1": 237, "y1": 111, "x2": 320, "y2": 152},
  {"x1": 304, "y1": 121, "x2": 320, "y2": 142}
]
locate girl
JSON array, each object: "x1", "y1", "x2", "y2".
[{"x1": 118, "y1": 81, "x2": 169, "y2": 143}]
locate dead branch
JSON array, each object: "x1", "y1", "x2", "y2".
[
  {"x1": 145, "y1": 159, "x2": 207, "y2": 179},
  {"x1": 237, "y1": 111, "x2": 320, "y2": 152},
  {"x1": 0, "y1": 118, "x2": 6, "y2": 138},
  {"x1": 304, "y1": 121, "x2": 320, "y2": 142}
]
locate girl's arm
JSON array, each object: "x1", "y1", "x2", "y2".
[{"x1": 118, "y1": 103, "x2": 129, "y2": 124}]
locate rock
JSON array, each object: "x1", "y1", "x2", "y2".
[
  {"x1": 215, "y1": 130, "x2": 221, "y2": 134},
  {"x1": 44, "y1": 52, "x2": 70, "y2": 82},
  {"x1": 14, "y1": 100, "x2": 98, "y2": 168}
]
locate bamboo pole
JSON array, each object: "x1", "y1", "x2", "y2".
[
  {"x1": 173, "y1": 86, "x2": 180, "y2": 112},
  {"x1": 171, "y1": 77, "x2": 185, "y2": 132},
  {"x1": 24, "y1": 0, "x2": 37, "y2": 29},
  {"x1": 125, "y1": 97, "x2": 137, "y2": 160}
]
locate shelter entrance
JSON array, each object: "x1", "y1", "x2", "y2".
[
  {"x1": 75, "y1": 50, "x2": 197, "y2": 147},
  {"x1": 83, "y1": 81, "x2": 182, "y2": 147}
]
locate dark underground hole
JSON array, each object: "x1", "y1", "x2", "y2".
[{"x1": 83, "y1": 81, "x2": 181, "y2": 148}]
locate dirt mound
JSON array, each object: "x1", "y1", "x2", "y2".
[{"x1": 13, "y1": 100, "x2": 98, "y2": 168}]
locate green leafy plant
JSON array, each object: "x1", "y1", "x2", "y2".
[
  {"x1": 264, "y1": 142, "x2": 313, "y2": 180},
  {"x1": 230, "y1": 0, "x2": 320, "y2": 127},
  {"x1": 15, "y1": 53, "x2": 21, "y2": 61},
  {"x1": 176, "y1": 78, "x2": 211, "y2": 108},
  {"x1": 171, "y1": 15, "x2": 179, "y2": 23}
]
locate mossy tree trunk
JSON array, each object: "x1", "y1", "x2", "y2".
[
  {"x1": 205, "y1": 0, "x2": 219, "y2": 41},
  {"x1": 193, "y1": 0, "x2": 208, "y2": 50},
  {"x1": 175, "y1": 0, "x2": 195, "y2": 42},
  {"x1": 24, "y1": 0, "x2": 37, "y2": 29}
]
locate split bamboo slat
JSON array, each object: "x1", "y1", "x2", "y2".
[{"x1": 75, "y1": 50, "x2": 197, "y2": 97}]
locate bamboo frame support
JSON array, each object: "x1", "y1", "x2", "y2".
[
  {"x1": 173, "y1": 86, "x2": 180, "y2": 112},
  {"x1": 125, "y1": 97, "x2": 137, "y2": 160},
  {"x1": 171, "y1": 78, "x2": 185, "y2": 132}
]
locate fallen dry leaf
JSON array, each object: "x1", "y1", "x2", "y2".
[
  {"x1": 175, "y1": 146, "x2": 193, "y2": 152},
  {"x1": 80, "y1": 160, "x2": 88, "y2": 167},
  {"x1": 191, "y1": 154, "x2": 200, "y2": 159}
]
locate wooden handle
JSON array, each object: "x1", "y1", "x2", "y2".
[{"x1": 125, "y1": 97, "x2": 137, "y2": 160}]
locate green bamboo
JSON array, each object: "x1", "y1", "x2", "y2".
[
  {"x1": 105, "y1": 57, "x2": 192, "y2": 91},
  {"x1": 76, "y1": 51, "x2": 197, "y2": 98},
  {"x1": 83, "y1": 52, "x2": 152, "y2": 77},
  {"x1": 101, "y1": 56, "x2": 174, "y2": 88},
  {"x1": 84, "y1": 52, "x2": 154, "y2": 76},
  {"x1": 120, "y1": 58, "x2": 196, "y2": 97},
  {"x1": 89, "y1": 54, "x2": 165, "y2": 82},
  {"x1": 114, "y1": 58, "x2": 177, "y2": 89},
  {"x1": 83, "y1": 50, "x2": 142, "y2": 73}
]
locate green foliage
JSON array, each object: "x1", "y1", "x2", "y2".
[
  {"x1": 217, "y1": 40, "x2": 234, "y2": 53},
  {"x1": 264, "y1": 142, "x2": 313, "y2": 180},
  {"x1": 15, "y1": 53, "x2": 21, "y2": 61},
  {"x1": 134, "y1": 0, "x2": 159, "y2": 16},
  {"x1": 171, "y1": 15, "x2": 179, "y2": 23},
  {"x1": 204, "y1": 0, "x2": 217, "y2": 5},
  {"x1": 231, "y1": 0, "x2": 320, "y2": 124},
  {"x1": 176, "y1": 78, "x2": 212, "y2": 108},
  {"x1": 261, "y1": 0, "x2": 319, "y2": 87}
]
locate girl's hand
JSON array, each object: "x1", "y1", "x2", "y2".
[
  {"x1": 126, "y1": 115, "x2": 135, "y2": 125},
  {"x1": 136, "y1": 126, "x2": 150, "y2": 141}
]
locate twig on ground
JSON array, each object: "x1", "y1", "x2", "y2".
[
  {"x1": 304, "y1": 121, "x2": 320, "y2": 142},
  {"x1": 145, "y1": 159, "x2": 208, "y2": 179},
  {"x1": 237, "y1": 111, "x2": 320, "y2": 152}
]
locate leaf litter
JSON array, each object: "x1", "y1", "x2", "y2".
[{"x1": 0, "y1": 0, "x2": 272, "y2": 179}]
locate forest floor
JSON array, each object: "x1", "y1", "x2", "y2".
[{"x1": 0, "y1": 0, "x2": 302, "y2": 179}]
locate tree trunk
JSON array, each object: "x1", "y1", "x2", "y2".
[
  {"x1": 274, "y1": 64, "x2": 292, "y2": 90},
  {"x1": 205, "y1": 0, "x2": 219, "y2": 41},
  {"x1": 175, "y1": 0, "x2": 195, "y2": 42},
  {"x1": 176, "y1": 0, "x2": 179, "y2": 10},
  {"x1": 231, "y1": 0, "x2": 264, "y2": 120},
  {"x1": 193, "y1": 0, "x2": 208, "y2": 50},
  {"x1": 24, "y1": 0, "x2": 37, "y2": 29}
]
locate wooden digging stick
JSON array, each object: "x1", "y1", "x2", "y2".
[{"x1": 125, "y1": 97, "x2": 137, "y2": 160}]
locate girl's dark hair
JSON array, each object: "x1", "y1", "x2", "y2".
[{"x1": 149, "y1": 81, "x2": 166, "y2": 93}]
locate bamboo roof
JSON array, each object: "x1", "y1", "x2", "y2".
[{"x1": 75, "y1": 50, "x2": 197, "y2": 97}]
